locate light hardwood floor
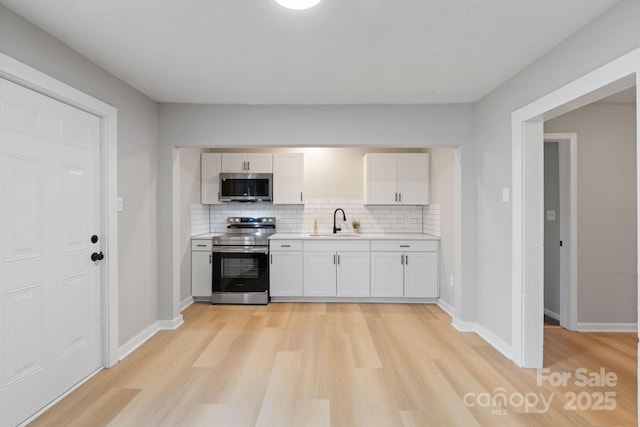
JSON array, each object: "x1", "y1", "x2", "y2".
[{"x1": 30, "y1": 303, "x2": 637, "y2": 426}]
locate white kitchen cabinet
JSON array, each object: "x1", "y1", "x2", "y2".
[
  {"x1": 336, "y1": 251, "x2": 370, "y2": 297},
  {"x1": 363, "y1": 153, "x2": 429, "y2": 205},
  {"x1": 303, "y1": 240, "x2": 371, "y2": 297},
  {"x1": 404, "y1": 251, "x2": 438, "y2": 297},
  {"x1": 201, "y1": 153, "x2": 222, "y2": 204},
  {"x1": 370, "y1": 240, "x2": 439, "y2": 298},
  {"x1": 273, "y1": 153, "x2": 304, "y2": 204},
  {"x1": 370, "y1": 252, "x2": 405, "y2": 297},
  {"x1": 191, "y1": 239, "x2": 213, "y2": 300},
  {"x1": 221, "y1": 153, "x2": 272, "y2": 173},
  {"x1": 269, "y1": 240, "x2": 303, "y2": 297},
  {"x1": 303, "y1": 251, "x2": 337, "y2": 296}
]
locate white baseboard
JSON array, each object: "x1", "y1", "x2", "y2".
[
  {"x1": 451, "y1": 318, "x2": 476, "y2": 332},
  {"x1": 270, "y1": 297, "x2": 439, "y2": 304},
  {"x1": 577, "y1": 322, "x2": 638, "y2": 332},
  {"x1": 451, "y1": 318, "x2": 513, "y2": 361},
  {"x1": 118, "y1": 322, "x2": 160, "y2": 361},
  {"x1": 180, "y1": 296, "x2": 194, "y2": 312},
  {"x1": 118, "y1": 314, "x2": 184, "y2": 361},
  {"x1": 544, "y1": 308, "x2": 560, "y2": 320},
  {"x1": 436, "y1": 298, "x2": 455, "y2": 317},
  {"x1": 157, "y1": 314, "x2": 184, "y2": 331},
  {"x1": 475, "y1": 324, "x2": 513, "y2": 360}
]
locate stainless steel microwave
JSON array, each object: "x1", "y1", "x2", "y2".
[{"x1": 219, "y1": 173, "x2": 273, "y2": 202}]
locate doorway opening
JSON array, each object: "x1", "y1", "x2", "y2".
[
  {"x1": 543, "y1": 133, "x2": 577, "y2": 331},
  {"x1": 511, "y1": 53, "x2": 638, "y2": 370}
]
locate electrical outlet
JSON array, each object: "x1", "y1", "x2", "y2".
[{"x1": 117, "y1": 197, "x2": 123, "y2": 213}]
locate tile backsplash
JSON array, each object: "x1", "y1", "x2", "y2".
[
  {"x1": 190, "y1": 204, "x2": 210, "y2": 235},
  {"x1": 192, "y1": 199, "x2": 440, "y2": 236},
  {"x1": 423, "y1": 203, "x2": 441, "y2": 237}
]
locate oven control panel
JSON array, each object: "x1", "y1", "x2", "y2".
[{"x1": 227, "y1": 217, "x2": 276, "y2": 226}]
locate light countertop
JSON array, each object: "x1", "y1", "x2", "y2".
[
  {"x1": 269, "y1": 232, "x2": 439, "y2": 241},
  {"x1": 191, "y1": 233, "x2": 222, "y2": 239}
]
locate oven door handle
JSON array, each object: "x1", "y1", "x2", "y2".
[{"x1": 211, "y1": 246, "x2": 269, "y2": 254}]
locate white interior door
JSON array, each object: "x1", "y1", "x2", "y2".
[{"x1": 0, "y1": 77, "x2": 102, "y2": 426}]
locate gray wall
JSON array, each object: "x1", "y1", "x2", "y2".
[
  {"x1": 179, "y1": 147, "x2": 205, "y2": 303},
  {"x1": 0, "y1": 5, "x2": 160, "y2": 346},
  {"x1": 430, "y1": 148, "x2": 457, "y2": 308},
  {"x1": 543, "y1": 142, "x2": 561, "y2": 317},
  {"x1": 159, "y1": 104, "x2": 477, "y2": 322},
  {"x1": 474, "y1": 0, "x2": 640, "y2": 343},
  {"x1": 546, "y1": 103, "x2": 637, "y2": 324}
]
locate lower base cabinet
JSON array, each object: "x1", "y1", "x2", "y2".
[
  {"x1": 191, "y1": 239, "x2": 213, "y2": 300},
  {"x1": 269, "y1": 238, "x2": 438, "y2": 299},
  {"x1": 370, "y1": 240, "x2": 439, "y2": 298},
  {"x1": 336, "y1": 252, "x2": 370, "y2": 297},
  {"x1": 269, "y1": 241, "x2": 303, "y2": 297},
  {"x1": 303, "y1": 240, "x2": 371, "y2": 297},
  {"x1": 302, "y1": 250, "x2": 370, "y2": 297},
  {"x1": 403, "y1": 251, "x2": 438, "y2": 297}
]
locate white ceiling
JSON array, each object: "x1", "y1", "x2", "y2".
[{"x1": 0, "y1": 0, "x2": 619, "y2": 104}]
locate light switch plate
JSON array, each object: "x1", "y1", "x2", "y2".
[
  {"x1": 546, "y1": 210, "x2": 556, "y2": 221},
  {"x1": 117, "y1": 197, "x2": 123, "y2": 213},
  {"x1": 502, "y1": 188, "x2": 510, "y2": 203}
]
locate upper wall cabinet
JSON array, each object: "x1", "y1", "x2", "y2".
[
  {"x1": 221, "y1": 153, "x2": 273, "y2": 173},
  {"x1": 363, "y1": 153, "x2": 430, "y2": 205},
  {"x1": 273, "y1": 153, "x2": 304, "y2": 205},
  {"x1": 201, "y1": 153, "x2": 222, "y2": 204}
]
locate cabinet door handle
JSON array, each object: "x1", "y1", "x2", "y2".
[
  {"x1": 337, "y1": 254, "x2": 340, "y2": 265},
  {"x1": 196, "y1": 244, "x2": 207, "y2": 247},
  {"x1": 399, "y1": 193, "x2": 402, "y2": 202},
  {"x1": 401, "y1": 254, "x2": 404, "y2": 265},
  {"x1": 247, "y1": 161, "x2": 250, "y2": 171},
  {"x1": 209, "y1": 254, "x2": 212, "y2": 264},
  {"x1": 405, "y1": 255, "x2": 408, "y2": 265},
  {"x1": 400, "y1": 245, "x2": 410, "y2": 248},
  {"x1": 395, "y1": 193, "x2": 398, "y2": 202},
  {"x1": 281, "y1": 244, "x2": 291, "y2": 248},
  {"x1": 333, "y1": 254, "x2": 336, "y2": 265},
  {"x1": 300, "y1": 192, "x2": 303, "y2": 202}
]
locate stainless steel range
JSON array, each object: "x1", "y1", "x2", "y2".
[{"x1": 211, "y1": 217, "x2": 275, "y2": 305}]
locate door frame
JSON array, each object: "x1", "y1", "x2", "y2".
[
  {"x1": 511, "y1": 48, "x2": 639, "y2": 369},
  {"x1": 0, "y1": 52, "x2": 119, "y2": 368},
  {"x1": 544, "y1": 133, "x2": 578, "y2": 331}
]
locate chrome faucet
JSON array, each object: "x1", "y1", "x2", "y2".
[{"x1": 333, "y1": 208, "x2": 346, "y2": 234}]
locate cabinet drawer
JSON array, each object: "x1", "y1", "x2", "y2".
[
  {"x1": 191, "y1": 239, "x2": 212, "y2": 251},
  {"x1": 304, "y1": 240, "x2": 370, "y2": 252},
  {"x1": 270, "y1": 240, "x2": 303, "y2": 251},
  {"x1": 370, "y1": 240, "x2": 438, "y2": 252}
]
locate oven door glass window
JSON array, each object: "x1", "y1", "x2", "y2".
[
  {"x1": 213, "y1": 252, "x2": 269, "y2": 293},
  {"x1": 222, "y1": 257, "x2": 259, "y2": 279}
]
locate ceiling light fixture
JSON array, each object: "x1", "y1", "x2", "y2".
[{"x1": 273, "y1": 0, "x2": 323, "y2": 10}]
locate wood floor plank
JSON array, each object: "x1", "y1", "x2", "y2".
[
  {"x1": 27, "y1": 303, "x2": 637, "y2": 427},
  {"x1": 292, "y1": 399, "x2": 331, "y2": 427},
  {"x1": 255, "y1": 351, "x2": 302, "y2": 427}
]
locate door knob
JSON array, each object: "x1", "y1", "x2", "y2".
[{"x1": 91, "y1": 252, "x2": 104, "y2": 262}]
